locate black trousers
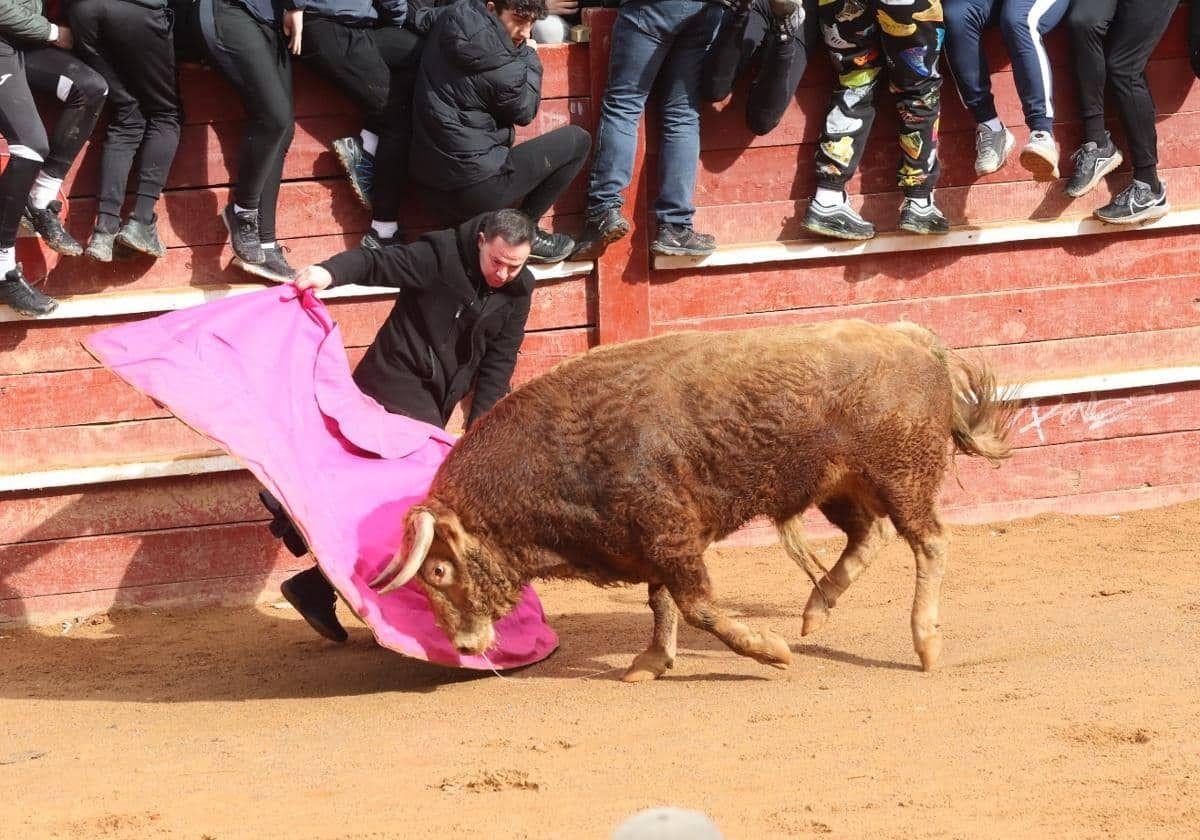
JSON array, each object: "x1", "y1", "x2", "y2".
[
  {"x1": 198, "y1": 0, "x2": 294, "y2": 241},
  {"x1": 70, "y1": 0, "x2": 183, "y2": 228},
  {"x1": 1067, "y1": 0, "x2": 1176, "y2": 181},
  {"x1": 421, "y1": 125, "x2": 591, "y2": 227},
  {"x1": 702, "y1": 0, "x2": 812, "y2": 136},
  {"x1": 0, "y1": 41, "x2": 107, "y2": 248},
  {"x1": 299, "y1": 17, "x2": 423, "y2": 222}
]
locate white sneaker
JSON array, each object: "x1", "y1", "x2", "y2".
[
  {"x1": 1020, "y1": 130, "x2": 1060, "y2": 181},
  {"x1": 974, "y1": 125, "x2": 1015, "y2": 176}
]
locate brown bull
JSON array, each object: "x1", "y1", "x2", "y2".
[{"x1": 371, "y1": 319, "x2": 1015, "y2": 680}]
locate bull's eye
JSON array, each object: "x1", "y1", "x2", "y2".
[{"x1": 429, "y1": 561, "x2": 454, "y2": 587}]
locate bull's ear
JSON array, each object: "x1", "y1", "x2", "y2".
[{"x1": 433, "y1": 510, "x2": 468, "y2": 560}]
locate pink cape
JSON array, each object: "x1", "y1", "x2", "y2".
[{"x1": 86, "y1": 287, "x2": 558, "y2": 670}]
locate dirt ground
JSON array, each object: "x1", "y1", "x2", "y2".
[{"x1": 3, "y1": 501, "x2": 1199, "y2": 839}]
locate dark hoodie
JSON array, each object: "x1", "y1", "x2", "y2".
[
  {"x1": 408, "y1": 0, "x2": 542, "y2": 191},
  {"x1": 320, "y1": 212, "x2": 534, "y2": 427}
]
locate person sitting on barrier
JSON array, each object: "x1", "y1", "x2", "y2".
[
  {"x1": 943, "y1": 0, "x2": 1070, "y2": 181},
  {"x1": 1063, "y1": 0, "x2": 1174, "y2": 224},
  {"x1": 408, "y1": 0, "x2": 590, "y2": 263},
  {"x1": 701, "y1": 0, "x2": 811, "y2": 137},
  {"x1": 0, "y1": 0, "x2": 107, "y2": 317},
  {"x1": 263, "y1": 209, "x2": 537, "y2": 641},
  {"x1": 802, "y1": 0, "x2": 947, "y2": 241},
  {"x1": 283, "y1": 0, "x2": 425, "y2": 250},
  {"x1": 68, "y1": 0, "x2": 183, "y2": 262}
]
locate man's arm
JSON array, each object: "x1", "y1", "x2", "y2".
[
  {"x1": 491, "y1": 46, "x2": 543, "y2": 127},
  {"x1": 467, "y1": 292, "x2": 531, "y2": 427},
  {"x1": 309, "y1": 240, "x2": 439, "y2": 289}
]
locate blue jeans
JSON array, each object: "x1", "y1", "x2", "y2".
[{"x1": 586, "y1": 0, "x2": 722, "y2": 226}]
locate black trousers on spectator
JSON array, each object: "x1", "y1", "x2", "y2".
[
  {"x1": 1067, "y1": 0, "x2": 1175, "y2": 183},
  {"x1": 702, "y1": 0, "x2": 811, "y2": 136},
  {"x1": 70, "y1": 0, "x2": 183, "y2": 230},
  {"x1": 298, "y1": 17, "x2": 423, "y2": 223},
  {"x1": 0, "y1": 41, "x2": 107, "y2": 248},
  {"x1": 421, "y1": 125, "x2": 591, "y2": 227},
  {"x1": 198, "y1": 0, "x2": 294, "y2": 241}
]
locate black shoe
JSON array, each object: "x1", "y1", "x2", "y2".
[
  {"x1": 651, "y1": 223, "x2": 717, "y2": 256},
  {"x1": 529, "y1": 227, "x2": 575, "y2": 263},
  {"x1": 85, "y1": 230, "x2": 117, "y2": 262},
  {"x1": 769, "y1": 0, "x2": 803, "y2": 37},
  {"x1": 803, "y1": 193, "x2": 875, "y2": 240},
  {"x1": 1095, "y1": 179, "x2": 1169, "y2": 225},
  {"x1": 221, "y1": 203, "x2": 264, "y2": 265},
  {"x1": 0, "y1": 264, "x2": 58, "y2": 316},
  {"x1": 1065, "y1": 133, "x2": 1123, "y2": 198},
  {"x1": 259, "y1": 490, "x2": 310, "y2": 557},
  {"x1": 332, "y1": 136, "x2": 374, "y2": 210},
  {"x1": 279, "y1": 567, "x2": 347, "y2": 643},
  {"x1": 234, "y1": 245, "x2": 295, "y2": 283},
  {"x1": 568, "y1": 208, "x2": 631, "y2": 260},
  {"x1": 115, "y1": 217, "x2": 166, "y2": 258},
  {"x1": 898, "y1": 197, "x2": 950, "y2": 235},
  {"x1": 361, "y1": 229, "x2": 404, "y2": 250},
  {"x1": 22, "y1": 200, "x2": 82, "y2": 256}
]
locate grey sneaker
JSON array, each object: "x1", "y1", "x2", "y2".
[
  {"x1": 1066, "y1": 133, "x2": 1123, "y2": 198},
  {"x1": 1095, "y1": 179, "x2": 1169, "y2": 225},
  {"x1": 332, "y1": 136, "x2": 374, "y2": 210},
  {"x1": 1019, "y1": 130, "x2": 1060, "y2": 181},
  {"x1": 974, "y1": 125, "x2": 1015, "y2": 176},
  {"x1": 85, "y1": 230, "x2": 117, "y2": 262},
  {"x1": 899, "y1": 196, "x2": 949, "y2": 234},
  {"x1": 769, "y1": 0, "x2": 804, "y2": 37},
  {"x1": 116, "y1": 217, "x2": 166, "y2": 258},
  {"x1": 234, "y1": 246, "x2": 295, "y2": 283},
  {"x1": 803, "y1": 192, "x2": 875, "y2": 240}
]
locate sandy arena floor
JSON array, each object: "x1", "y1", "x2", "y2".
[{"x1": 2, "y1": 501, "x2": 1199, "y2": 839}]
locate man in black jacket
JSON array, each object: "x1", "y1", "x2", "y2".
[
  {"x1": 269, "y1": 208, "x2": 537, "y2": 642},
  {"x1": 409, "y1": 0, "x2": 590, "y2": 263}
]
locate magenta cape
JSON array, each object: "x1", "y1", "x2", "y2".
[{"x1": 86, "y1": 287, "x2": 558, "y2": 670}]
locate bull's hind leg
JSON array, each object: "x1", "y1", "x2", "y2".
[
  {"x1": 623, "y1": 583, "x2": 679, "y2": 683},
  {"x1": 881, "y1": 485, "x2": 949, "y2": 672}
]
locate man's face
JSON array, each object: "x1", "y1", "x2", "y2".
[
  {"x1": 487, "y1": 2, "x2": 534, "y2": 44},
  {"x1": 477, "y1": 232, "x2": 531, "y2": 289}
]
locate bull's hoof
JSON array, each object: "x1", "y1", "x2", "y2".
[
  {"x1": 915, "y1": 630, "x2": 943, "y2": 672},
  {"x1": 750, "y1": 631, "x2": 792, "y2": 670},
  {"x1": 622, "y1": 649, "x2": 675, "y2": 683},
  {"x1": 801, "y1": 588, "x2": 832, "y2": 636}
]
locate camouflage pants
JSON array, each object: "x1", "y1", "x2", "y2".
[{"x1": 813, "y1": 0, "x2": 944, "y2": 198}]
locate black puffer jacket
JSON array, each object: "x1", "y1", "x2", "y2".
[
  {"x1": 409, "y1": 0, "x2": 542, "y2": 191},
  {"x1": 320, "y1": 213, "x2": 534, "y2": 427}
]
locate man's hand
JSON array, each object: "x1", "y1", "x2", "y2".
[
  {"x1": 546, "y1": 0, "x2": 578, "y2": 15},
  {"x1": 50, "y1": 24, "x2": 73, "y2": 50},
  {"x1": 283, "y1": 10, "x2": 304, "y2": 55},
  {"x1": 293, "y1": 265, "x2": 333, "y2": 291}
]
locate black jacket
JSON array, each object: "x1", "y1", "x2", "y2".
[
  {"x1": 409, "y1": 0, "x2": 542, "y2": 190},
  {"x1": 320, "y1": 214, "x2": 534, "y2": 428}
]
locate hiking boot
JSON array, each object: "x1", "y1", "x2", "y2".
[
  {"x1": 769, "y1": 0, "x2": 804, "y2": 36},
  {"x1": 221, "y1": 203, "x2": 264, "y2": 265},
  {"x1": 116, "y1": 217, "x2": 166, "y2": 258},
  {"x1": 361, "y1": 229, "x2": 404, "y2": 250},
  {"x1": 235, "y1": 245, "x2": 296, "y2": 283},
  {"x1": 85, "y1": 230, "x2": 117, "y2": 262},
  {"x1": 899, "y1": 196, "x2": 950, "y2": 234},
  {"x1": 333, "y1": 135, "x2": 374, "y2": 210},
  {"x1": 529, "y1": 227, "x2": 576, "y2": 263},
  {"x1": 1065, "y1": 133, "x2": 1123, "y2": 198},
  {"x1": 651, "y1": 223, "x2": 717, "y2": 256},
  {"x1": 22, "y1": 200, "x2": 83, "y2": 256},
  {"x1": 1095, "y1": 179, "x2": 1169, "y2": 225},
  {"x1": 279, "y1": 566, "x2": 348, "y2": 643},
  {"x1": 974, "y1": 125, "x2": 1014, "y2": 176},
  {"x1": 1019, "y1": 130, "x2": 1060, "y2": 181},
  {"x1": 569, "y1": 208, "x2": 631, "y2": 260},
  {"x1": 803, "y1": 192, "x2": 875, "y2": 240},
  {"x1": 0, "y1": 264, "x2": 57, "y2": 316}
]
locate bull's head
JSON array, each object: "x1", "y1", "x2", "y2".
[{"x1": 368, "y1": 504, "x2": 524, "y2": 656}]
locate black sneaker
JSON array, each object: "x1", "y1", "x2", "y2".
[
  {"x1": 22, "y1": 200, "x2": 83, "y2": 256},
  {"x1": 221, "y1": 203, "x2": 264, "y2": 265},
  {"x1": 85, "y1": 230, "x2": 117, "y2": 262},
  {"x1": 279, "y1": 567, "x2": 347, "y2": 643},
  {"x1": 0, "y1": 264, "x2": 58, "y2": 316},
  {"x1": 651, "y1": 222, "x2": 717, "y2": 256},
  {"x1": 803, "y1": 193, "x2": 875, "y2": 240},
  {"x1": 1065, "y1": 133, "x2": 1123, "y2": 198},
  {"x1": 116, "y1": 217, "x2": 166, "y2": 258},
  {"x1": 332, "y1": 136, "x2": 374, "y2": 210},
  {"x1": 235, "y1": 245, "x2": 295, "y2": 283},
  {"x1": 569, "y1": 208, "x2": 631, "y2": 260},
  {"x1": 898, "y1": 197, "x2": 950, "y2": 234},
  {"x1": 529, "y1": 227, "x2": 576, "y2": 263},
  {"x1": 769, "y1": 0, "x2": 803, "y2": 37},
  {"x1": 361, "y1": 229, "x2": 404, "y2": 250},
  {"x1": 1095, "y1": 179, "x2": 1169, "y2": 225}
]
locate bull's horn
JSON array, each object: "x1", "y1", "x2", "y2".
[{"x1": 371, "y1": 510, "x2": 436, "y2": 594}]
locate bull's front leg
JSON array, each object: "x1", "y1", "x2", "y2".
[{"x1": 622, "y1": 583, "x2": 678, "y2": 683}]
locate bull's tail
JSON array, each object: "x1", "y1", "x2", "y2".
[{"x1": 948, "y1": 353, "x2": 1018, "y2": 466}]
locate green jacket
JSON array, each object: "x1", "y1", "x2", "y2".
[{"x1": 0, "y1": 0, "x2": 53, "y2": 45}]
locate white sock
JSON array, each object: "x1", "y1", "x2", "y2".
[
  {"x1": 360, "y1": 130, "x2": 379, "y2": 157},
  {"x1": 0, "y1": 246, "x2": 15, "y2": 274},
  {"x1": 262, "y1": 241, "x2": 277, "y2": 250},
  {"x1": 370, "y1": 220, "x2": 398, "y2": 238},
  {"x1": 234, "y1": 203, "x2": 258, "y2": 218},
  {"x1": 909, "y1": 195, "x2": 932, "y2": 208},
  {"x1": 815, "y1": 187, "x2": 845, "y2": 207},
  {"x1": 28, "y1": 173, "x2": 63, "y2": 210},
  {"x1": 981, "y1": 118, "x2": 1004, "y2": 133}
]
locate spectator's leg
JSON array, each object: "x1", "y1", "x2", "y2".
[
  {"x1": 744, "y1": 0, "x2": 810, "y2": 136},
  {"x1": 1066, "y1": 0, "x2": 1117, "y2": 147},
  {"x1": 370, "y1": 25, "x2": 424, "y2": 233},
  {"x1": 943, "y1": 0, "x2": 997, "y2": 126},
  {"x1": 1000, "y1": 0, "x2": 1070, "y2": 180},
  {"x1": 701, "y1": 0, "x2": 761, "y2": 103},
  {"x1": 510, "y1": 125, "x2": 592, "y2": 221}
]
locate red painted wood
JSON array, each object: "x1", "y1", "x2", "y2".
[
  {"x1": 974, "y1": 326, "x2": 1200, "y2": 380},
  {"x1": 0, "y1": 419, "x2": 219, "y2": 474},
  {"x1": 1006, "y1": 384, "x2": 1200, "y2": 449}
]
